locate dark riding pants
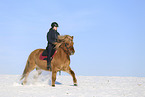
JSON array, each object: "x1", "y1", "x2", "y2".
[{"x1": 47, "y1": 44, "x2": 55, "y2": 63}]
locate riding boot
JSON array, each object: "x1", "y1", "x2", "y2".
[{"x1": 47, "y1": 61, "x2": 51, "y2": 70}]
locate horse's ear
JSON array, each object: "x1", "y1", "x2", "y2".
[{"x1": 71, "y1": 36, "x2": 74, "y2": 39}]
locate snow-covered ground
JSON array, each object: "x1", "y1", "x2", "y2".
[{"x1": 0, "y1": 72, "x2": 145, "y2": 97}]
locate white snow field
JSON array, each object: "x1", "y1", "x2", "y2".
[{"x1": 0, "y1": 72, "x2": 145, "y2": 97}]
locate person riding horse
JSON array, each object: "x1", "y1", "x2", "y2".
[{"x1": 46, "y1": 22, "x2": 60, "y2": 70}]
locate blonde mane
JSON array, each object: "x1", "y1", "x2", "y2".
[{"x1": 54, "y1": 35, "x2": 73, "y2": 49}]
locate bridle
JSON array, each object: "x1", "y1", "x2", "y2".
[{"x1": 60, "y1": 42, "x2": 74, "y2": 55}]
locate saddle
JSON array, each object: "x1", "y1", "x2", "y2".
[
  {"x1": 39, "y1": 49, "x2": 57, "y2": 61},
  {"x1": 39, "y1": 50, "x2": 47, "y2": 60}
]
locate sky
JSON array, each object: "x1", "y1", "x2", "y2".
[{"x1": 0, "y1": 0, "x2": 145, "y2": 77}]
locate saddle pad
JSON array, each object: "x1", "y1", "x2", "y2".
[
  {"x1": 39, "y1": 52, "x2": 47, "y2": 60},
  {"x1": 39, "y1": 50, "x2": 57, "y2": 61}
]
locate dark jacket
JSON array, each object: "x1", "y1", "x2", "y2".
[{"x1": 47, "y1": 28, "x2": 60, "y2": 45}]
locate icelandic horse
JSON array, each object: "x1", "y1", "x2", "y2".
[{"x1": 20, "y1": 35, "x2": 77, "y2": 87}]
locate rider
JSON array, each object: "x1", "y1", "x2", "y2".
[{"x1": 46, "y1": 22, "x2": 60, "y2": 70}]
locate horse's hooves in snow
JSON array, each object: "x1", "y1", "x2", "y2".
[
  {"x1": 74, "y1": 84, "x2": 77, "y2": 86},
  {"x1": 52, "y1": 85, "x2": 55, "y2": 87}
]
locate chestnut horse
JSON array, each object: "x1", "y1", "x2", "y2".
[{"x1": 20, "y1": 35, "x2": 77, "y2": 87}]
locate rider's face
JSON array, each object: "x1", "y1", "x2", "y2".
[{"x1": 53, "y1": 27, "x2": 57, "y2": 30}]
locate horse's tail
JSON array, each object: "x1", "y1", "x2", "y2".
[{"x1": 20, "y1": 59, "x2": 30, "y2": 80}]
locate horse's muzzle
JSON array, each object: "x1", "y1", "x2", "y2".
[{"x1": 70, "y1": 50, "x2": 75, "y2": 55}]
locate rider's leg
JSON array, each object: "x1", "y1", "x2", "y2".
[{"x1": 47, "y1": 44, "x2": 53, "y2": 70}]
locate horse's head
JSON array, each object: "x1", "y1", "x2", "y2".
[
  {"x1": 63, "y1": 35, "x2": 75, "y2": 55},
  {"x1": 55, "y1": 35, "x2": 75, "y2": 55}
]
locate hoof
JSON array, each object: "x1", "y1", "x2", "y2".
[
  {"x1": 52, "y1": 85, "x2": 55, "y2": 87},
  {"x1": 21, "y1": 82, "x2": 26, "y2": 85},
  {"x1": 74, "y1": 84, "x2": 77, "y2": 86}
]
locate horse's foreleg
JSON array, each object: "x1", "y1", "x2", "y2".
[
  {"x1": 67, "y1": 67, "x2": 77, "y2": 86},
  {"x1": 52, "y1": 70, "x2": 57, "y2": 87}
]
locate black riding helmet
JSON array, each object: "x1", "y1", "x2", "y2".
[{"x1": 51, "y1": 22, "x2": 59, "y2": 28}]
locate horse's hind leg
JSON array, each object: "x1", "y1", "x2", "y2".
[
  {"x1": 21, "y1": 60, "x2": 36, "y2": 85},
  {"x1": 66, "y1": 67, "x2": 77, "y2": 86},
  {"x1": 22, "y1": 73, "x2": 29, "y2": 85}
]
